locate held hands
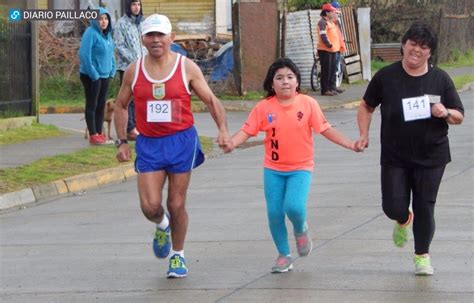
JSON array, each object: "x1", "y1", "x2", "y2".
[
  {"x1": 353, "y1": 136, "x2": 369, "y2": 152},
  {"x1": 217, "y1": 131, "x2": 234, "y2": 153},
  {"x1": 221, "y1": 140, "x2": 234, "y2": 153}
]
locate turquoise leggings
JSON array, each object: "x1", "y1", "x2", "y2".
[{"x1": 264, "y1": 168, "x2": 312, "y2": 256}]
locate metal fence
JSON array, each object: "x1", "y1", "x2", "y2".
[
  {"x1": 339, "y1": 6, "x2": 359, "y2": 57},
  {"x1": 0, "y1": 21, "x2": 32, "y2": 117}
]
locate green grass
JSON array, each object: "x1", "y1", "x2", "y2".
[
  {"x1": 452, "y1": 74, "x2": 474, "y2": 90},
  {"x1": 216, "y1": 90, "x2": 265, "y2": 101},
  {"x1": 190, "y1": 90, "x2": 264, "y2": 102},
  {"x1": 0, "y1": 136, "x2": 214, "y2": 194},
  {"x1": 0, "y1": 123, "x2": 66, "y2": 145},
  {"x1": 0, "y1": 144, "x2": 130, "y2": 194},
  {"x1": 371, "y1": 60, "x2": 390, "y2": 74},
  {"x1": 438, "y1": 49, "x2": 474, "y2": 69},
  {"x1": 371, "y1": 49, "x2": 474, "y2": 75}
]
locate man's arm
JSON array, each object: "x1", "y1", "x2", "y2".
[
  {"x1": 114, "y1": 62, "x2": 135, "y2": 161},
  {"x1": 185, "y1": 58, "x2": 232, "y2": 151},
  {"x1": 355, "y1": 100, "x2": 375, "y2": 150}
]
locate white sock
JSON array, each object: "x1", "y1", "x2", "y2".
[
  {"x1": 171, "y1": 250, "x2": 184, "y2": 258},
  {"x1": 156, "y1": 214, "x2": 169, "y2": 230}
]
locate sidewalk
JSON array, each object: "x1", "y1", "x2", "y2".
[{"x1": 1, "y1": 65, "x2": 472, "y2": 211}]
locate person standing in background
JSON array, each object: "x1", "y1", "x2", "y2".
[
  {"x1": 316, "y1": 3, "x2": 341, "y2": 96},
  {"x1": 79, "y1": 7, "x2": 115, "y2": 145},
  {"x1": 114, "y1": 0, "x2": 144, "y2": 140},
  {"x1": 330, "y1": 0, "x2": 346, "y2": 93}
]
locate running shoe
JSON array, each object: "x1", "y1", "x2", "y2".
[
  {"x1": 392, "y1": 211, "x2": 413, "y2": 247},
  {"x1": 152, "y1": 215, "x2": 171, "y2": 259},
  {"x1": 167, "y1": 254, "x2": 188, "y2": 278},
  {"x1": 294, "y1": 223, "x2": 312, "y2": 257},
  {"x1": 271, "y1": 255, "x2": 293, "y2": 273},
  {"x1": 414, "y1": 254, "x2": 434, "y2": 276}
]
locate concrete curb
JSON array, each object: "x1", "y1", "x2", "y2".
[
  {"x1": 39, "y1": 106, "x2": 84, "y2": 114},
  {"x1": 0, "y1": 164, "x2": 136, "y2": 211},
  {"x1": 0, "y1": 116, "x2": 36, "y2": 131}
]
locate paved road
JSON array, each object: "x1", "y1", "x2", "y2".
[{"x1": 1, "y1": 96, "x2": 472, "y2": 302}]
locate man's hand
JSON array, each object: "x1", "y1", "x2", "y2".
[
  {"x1": 116, "y1": 145, "x2": 131, "y2": 162},
  {"x1": 217, "y1": 130, "x2": 234, "y2": 153}
]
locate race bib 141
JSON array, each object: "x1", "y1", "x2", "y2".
[{"x1": 402, "y1": 95, "x2": 431, "y2": 122}]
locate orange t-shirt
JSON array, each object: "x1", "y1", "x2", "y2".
[
  {"x1": 317, "y1": 18, "x2": 340, "y2": 53},
  {"x1": 241, "y1": 94, "x2": 331, "y2": 172}
]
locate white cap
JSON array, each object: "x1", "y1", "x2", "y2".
[{"x1": 141, "y1": 14, "x2": 172, "y2": 35}]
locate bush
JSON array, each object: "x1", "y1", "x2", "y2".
[
  {"x1": 41, "y1": 75, "x2": 83, "y2": 102},
  {"x1": 288, "y1": 0, "x2": 349, "y2": 11},
  {"x1": 40, "y1": 74, "x2": 120, "y2": 105}
]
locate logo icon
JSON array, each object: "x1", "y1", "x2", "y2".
[{"x1": 9, "y1": 9, "x2": 22, "y2": 22}]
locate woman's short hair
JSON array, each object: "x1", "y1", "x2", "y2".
[
  {"x1": 401, "y1": 21, "x2": 437, "y2": 55},
  {"x1": 263, "y1": 58, "x2": 301, "y2": 97}
]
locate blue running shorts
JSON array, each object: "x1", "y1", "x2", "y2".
[{"x1": 135, "y1": 126, "x2": 205, "y2": 174}]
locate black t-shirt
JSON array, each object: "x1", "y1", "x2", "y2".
[{"x1": 363, "y1": 61, "x2": 464, "y2": 167}]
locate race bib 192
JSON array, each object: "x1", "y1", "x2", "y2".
[{"x1": 147, "y1": 100, "x2": 172, "y2": 122}]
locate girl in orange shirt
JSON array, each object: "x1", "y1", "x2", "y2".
[{"x1": 227, "y1": 58, "x2": 362, "y2": 273}]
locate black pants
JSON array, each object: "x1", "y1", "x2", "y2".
[
  {"x1": 80, "y1": 74, "x2": 109, "y2": 135},
  {"x1": 318, "y1": 49, "x2": 336, "y2": 94},
  {"x1": 118, "y1": 71, "x2": 136, "y2": 133},
  {"x1": 381, "y1": 164, "x2": 446, "y2": 255}
]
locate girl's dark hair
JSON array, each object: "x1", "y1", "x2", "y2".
[
  {"x1": 263, "y1": 57, "x2": 301, "y2": 98},
  {"x1": 401, "y1": 21, "x2": 437, "y2": 55}
]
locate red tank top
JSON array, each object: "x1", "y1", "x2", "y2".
[{"x1": 132, "y1": 54, "x2": 193, "y2": 137}]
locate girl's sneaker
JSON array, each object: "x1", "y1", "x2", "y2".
[
  {"x1": 271, "y1": 255, "x2": 293, "y2": 273},
  {"x1": 294, "y1": 223, "x2": 312, "y2": 257},
  {"x1": 414, "y1": 254, "x2": 434, "y2": 276}
]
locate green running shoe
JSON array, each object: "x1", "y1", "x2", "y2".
[
  {"x1": 414, "y1": 254, "x2": 434, "y2": 276},
  {"x1": 392, "y1": 211, "x2": 413, "y2": 247}
]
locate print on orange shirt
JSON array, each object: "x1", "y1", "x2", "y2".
[
  {"x1": 267, "y1": 113, "x2": 277, "y2": 123},
  {"x1": 270, "y1": 127, "x2": 279, "y2": 161},
  {"x1": 297, "y1": 111, "x2": 304, "y2": 121}
]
